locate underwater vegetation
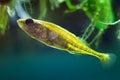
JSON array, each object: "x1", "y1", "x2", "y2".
[
  {"x1": 1, "y1": 0, "x2": 120, "y2": 44},
  {"x1": 0, "y1": 0, "x2": 15, "y2": 34},
  {"x1": 0, "y1": 0, "x2": 120, "y2": 67},
  {"x1": 0, "y1": 0, "x2": 31, "y2": 34},
  {"x1": 0, "y1": 0, "x2": 64, "y2": 34},
  {"x1": 65, "y1": 0, "x2": 115, "y2": 46}
]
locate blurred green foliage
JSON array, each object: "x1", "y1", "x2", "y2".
[
  {"x1": 0, "y1": 5, "x2": 8, "y2": 34},
  {"x1": 0, "y1": 0, "x2": 117, "y2": 46},
  {"x1": 64, "y1": 0, "x2": 114, "y2": 45},
  {"x1": 0, "y1": 0, "x2": 15, "y2": 34}
]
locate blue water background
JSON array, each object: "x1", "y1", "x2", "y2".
[{"x1": 0, "y1": 0, "x2": 120, "y2": 80}]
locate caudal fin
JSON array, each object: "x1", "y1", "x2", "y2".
[{"x1": 100, "y1": 53, "x2": 116, "y2": 68}]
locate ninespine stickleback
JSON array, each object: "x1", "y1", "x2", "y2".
[{"x1": 17, "y1": 18, "x2": 116, "y2": 67}]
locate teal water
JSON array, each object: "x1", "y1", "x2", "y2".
[
  {"x1": 0, "y1": 16, "x2": 120, "y2": 80},
  {"x1": 0, "y1": 0, "x2": 120, "y2": 80},
  {"x1": 0, "y1": 35, "x2": 120, "y2": 80}
]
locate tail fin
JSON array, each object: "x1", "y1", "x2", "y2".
[{"x1": 100, "y1": 53, "x2": 116, "y2": 68}]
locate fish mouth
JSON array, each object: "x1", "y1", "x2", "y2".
[
  {"x1": 17, "y1": 19, "x2": 25, "y2": 29},
  {"x1": 17, "y1": 19, "x2": 22, "y2": 25}
]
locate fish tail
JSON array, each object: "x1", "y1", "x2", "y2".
[{"x1": 99, "y1": 53, "x2": 116, "y2": 68}]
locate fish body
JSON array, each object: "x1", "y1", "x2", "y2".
[{"x1": 17, "y1": 18, "x2": 116, "y2": 67}]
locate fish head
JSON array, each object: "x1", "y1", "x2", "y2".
[
  {"x1": 17, "y1": 18, "x2": 37, "y2": 31},
  {"x1": 17, "y1": 18, "x2": 48, "y2": 40},
  {"x1": 17, "y1": 18, "x2": 43, "y2": 33}
]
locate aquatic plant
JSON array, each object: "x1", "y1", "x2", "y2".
[
  {"x1": 65, "y1": 0, "x2": 115, "y2": 46},
  {"x1": 1, "y1": 0, "x2": 120, "y2": 45},
  {"x1": 0, "y1": 0, "x2": 34, "y2": 35},
  {"x1": 0, "y1": 0, "x2": 31, "y2": 35},
  {"x1": 116, "y1": 9, "x2": 120, "y2": 40},
  {"x1": 17, "y1": 0, "x2": 120, "y2": 46},
  {"x1": 16, "y1": 0, "x2": 64, "y2": 19},
  {"x1": 0, "y1": 0, "x2": 15, "y2": 34}
]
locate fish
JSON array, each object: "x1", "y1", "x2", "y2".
[{"x1": 17, "y1": 18, "x2": 116, "y2": 67}]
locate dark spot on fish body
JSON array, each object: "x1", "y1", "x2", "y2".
[
  {"x1": 52, "y1": 37, "x2": 68, "y2": 49},
  {"x1": 30, "y1": 25, "x2": 48, "y2": 40},
  {"x1": 46, "y1": 31, "x2": 68, "y2": 49},
  {"x1": 24, "y1": 18, "x2": 67, "y2": 49},
  {"x1": 25, "y1": 19, "x2": 48, "y2": 41}
]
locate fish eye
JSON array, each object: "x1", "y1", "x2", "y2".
[{"x1": 25, "y1": 18, "x2": 34, "y2": 25}]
